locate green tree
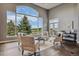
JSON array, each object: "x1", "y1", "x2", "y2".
[
  {"x1": 7, "y1": 20, "x2": 15, "y2": 36},
  {"x1": 18, "y1": 16, "x2": 31, "y2": 34}
]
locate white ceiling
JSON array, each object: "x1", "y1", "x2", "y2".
[{"x1": 34, "y1": 3, "x2": 61, "y2": 9}]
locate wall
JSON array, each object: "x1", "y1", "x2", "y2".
[
  {"x1": 77, "y1": 4, "x2": 79, "y2": 42},
  {"x1": 49, "y1": 3, "x2": 79, "y2": 42},
  {"x1": 0, "y1": 3, "x2": 48, "y2": 41}
]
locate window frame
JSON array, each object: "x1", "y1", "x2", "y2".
[
  {"x1": 16, "y1": 6, "x2": 44, "y2": 35},
  {"x1": 6, "y1": 11, "x2": 16, "y2": 36},
  {"x1": 49, "y1": 18, "x2": 59, "y2": 30}
]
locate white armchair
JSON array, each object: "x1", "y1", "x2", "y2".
[{"x1": 42, "y1": 31, "x2": 49, "y2": 41}]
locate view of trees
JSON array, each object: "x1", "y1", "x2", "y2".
[
  {"x1": 7, "y1": 11, "x2": 43, "y2": 37},
  {"x1": 7, "y1": 20, "x2": 15, "y2": 36},
  {"x1": 7, "y1": 16, "x2": 32, "y2": 36},
  {"x1": 17, "y1": 16, "x2": 31, "y2": 34},
  {"x1": 7, "y1": 6, "x2": 43, "y2": 38},
  {"x1": 7, "y1": 15, "x2": 43, "y2": 36}
]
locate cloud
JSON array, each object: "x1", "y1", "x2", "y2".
[{"x1": 16, "y1": 6, "x2": 39, "y2": 17}]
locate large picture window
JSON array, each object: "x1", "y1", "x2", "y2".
[
  {"x1": 16, "y1": 6, "x2": 43, "y2": 35},
  {"x1": 6, "y1": 6, "x2": 43, "y2": 40}
]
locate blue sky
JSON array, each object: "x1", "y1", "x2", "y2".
[
  {"x1": 7, "y1": 6, "x2": 43, "y2": 29},
  {"x1": 16, "y1": 6, "x2": 39, "y2": 17}
]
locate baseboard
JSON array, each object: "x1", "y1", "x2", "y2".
[{"x1": 0, "y1": 40, "x2": 18, "y2": 44}]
